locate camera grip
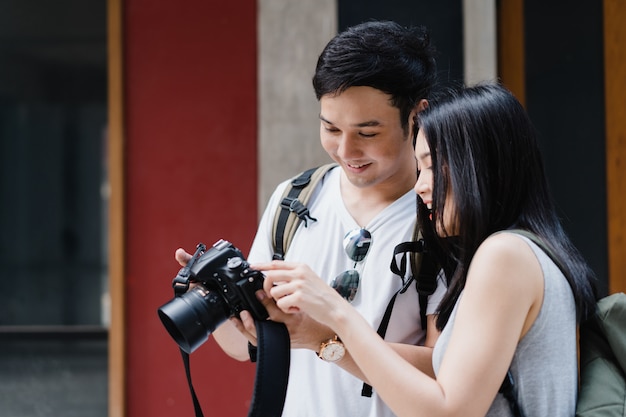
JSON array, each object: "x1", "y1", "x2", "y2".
[{"x1": 238, "y1": 274, "x2": 269, "y2": 321}]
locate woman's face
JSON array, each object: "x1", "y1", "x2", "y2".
[
  {"x1": 414, "y1": 130, "x2": 433, "y2": 209},
  {"x1": 414, "y1": 130, "x2": 457, "y2": 236}
]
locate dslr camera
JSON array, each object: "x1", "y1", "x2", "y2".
[{"x1": 158, "y1": 239, "x2": 268, "y2": 353}]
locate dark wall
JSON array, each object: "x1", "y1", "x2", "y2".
[
  {"x1": 338, "y1": 0, "x2": 608, "y2": 296},
  {"x1": 0, "y1": 1, "x2": 108, "y2": 415},
  {"x1": 525, "y1": 0, "x2": 607, "y2": 295},
  {"x1": 0, "y1": 0, "x2": 107, "y2": 327},
  {"x1": 338, "y1": 0, "x2": 465, "y2": 88}
]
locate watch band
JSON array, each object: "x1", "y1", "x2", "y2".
[{"x1": 248, "y1": 341, "x2": 258, "y2": 362}]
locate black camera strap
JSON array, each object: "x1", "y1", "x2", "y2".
[
  {"x1": 168, "y1": 243, "x2": 290, "y2": 416},
  {"x1": 179, "y1": 320, "x2": 290, "y2": 417},
  {"x1": 248, "y1": 320, "x2": 290, "y2": 416},
  {"x1": 180, "y1": 348, "x2": 205, "y2": 417}
]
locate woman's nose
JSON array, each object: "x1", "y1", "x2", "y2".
[{"x1": 414, "y1": 172, "x2": 431, "y2": 197}]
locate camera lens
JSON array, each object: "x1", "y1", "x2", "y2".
[{"x1": 157, "y1": 285, "x2": 231, "y2": 353}]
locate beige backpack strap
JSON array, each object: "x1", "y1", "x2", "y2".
[{"x1": 271, "y1": 163, "x2": 338, "y2": 260}]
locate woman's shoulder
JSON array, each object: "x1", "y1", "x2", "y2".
[
  {"x1": 463, "y1": 232, "x2": 544, "y2": 334},
  {"x1": 468, "y1": 231, "x2": 543, "y2": 291},
  {"x1": 477, "y1": 231, "x2": 538, "y2": 261}
]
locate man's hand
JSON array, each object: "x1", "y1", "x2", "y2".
[
  {"x1": 174, "y1": 248, "x2": 332, "y2": 355},
  {"x1": 239, "y1": 290, "x2": 334, "y2": 351},
  {"x1": 175, "y1": 248, "x2": 192, "y2": 266}
]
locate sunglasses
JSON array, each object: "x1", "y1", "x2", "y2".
[{"x1": 331, "y1": 228, "x2": 372, "y2": 302}]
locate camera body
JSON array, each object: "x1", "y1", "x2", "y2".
[
  {"x1": 190, "y1": 239, "x2": 268, "y2": 320},
  {"x1": 158, "y1": 239, "x2": 268, "y2": 353}
]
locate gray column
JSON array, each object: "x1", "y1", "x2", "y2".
[
  {"x1": 463, "y1": 0, "x2": 497, "y2": 84},
  {"x1": 257, "y1": 0, "x2": 337, "y2": 214}
]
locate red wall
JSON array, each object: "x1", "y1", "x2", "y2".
[{"x1": 123, "y1": 1, "x2": 258, "y2": 416}]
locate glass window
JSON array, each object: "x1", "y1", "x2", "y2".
[{"x1": 0, "y1": 1, "x2": 107, "y2": 415}]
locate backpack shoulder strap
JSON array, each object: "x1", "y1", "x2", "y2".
[
  {"x1": 505, "y1": 229, "x2": 568, "y2": 274},
  {"x1": 362, "y1": 206, "x2": 438, "y2": 398},
  {"x1": 411, "y1": 226, "x2": 439, "y2": 331},
  {"x1": 271, "y1": 163, "x2": 338, "y2": 260},
  {"x1": 388, "y1": 197, "x2": 439, "y2": 331}
]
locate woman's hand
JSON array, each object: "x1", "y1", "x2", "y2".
[
  {"x1": 253, "y1": 261, "x2": 348, "y2": 327},
  {"x1": 245, "y1": 290, "x2": 335, "y2": 351}
]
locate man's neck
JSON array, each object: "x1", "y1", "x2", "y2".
[{"x1": 339, "y1": 168, "x2": 416, "y2": 227}]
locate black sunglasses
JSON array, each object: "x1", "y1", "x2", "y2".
[{"x1": 331, "y1": 228, "x2": 372, "y2": 302}]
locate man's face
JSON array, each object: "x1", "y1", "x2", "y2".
[{"x1": 319, "y1": 86, "x2": 415, "y2": 191}]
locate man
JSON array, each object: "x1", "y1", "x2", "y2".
[{"x1": 177, "y1": 20, "x2": 446, "y2": 417}]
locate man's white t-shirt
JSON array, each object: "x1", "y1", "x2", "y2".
[{"x1": 248, "y1": 168, "x2": 446, "y2": 417}]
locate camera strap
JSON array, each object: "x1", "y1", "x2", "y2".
[
  {"x1": 180, "y1": 348, "x2": 205, "y2": 417},
  {"x1": 248, "y1": 320, "x2": 290, "y2": 416},
  {"x1": 179, "y1": 320, "x2": 290, "y2": 417}
]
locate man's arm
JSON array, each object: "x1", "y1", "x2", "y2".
[{"x1": 211, "y1": 320, "x2": 252, "y2": 361}]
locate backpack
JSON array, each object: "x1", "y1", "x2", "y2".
[
  {"x1": 576, "y1": 292, "x2": 626, "y2": 417},
  {"x1": 270, "y1": 164, "x2": 440, "y2": 398},
  {"x1": 504, "y1": 229, "x2": 626, "y2": 417}
]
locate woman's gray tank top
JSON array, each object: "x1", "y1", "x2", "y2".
[{"x1": 432, "y1": 234, "x2": 577, "y2": 416}]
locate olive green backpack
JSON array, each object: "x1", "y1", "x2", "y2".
[{"x1": 576, "y1": 292, "x2": 626, "y2": 417}]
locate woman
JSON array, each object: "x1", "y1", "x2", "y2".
[{"x1": 254, "y1": 82, "x2": 596, "y2": 417}]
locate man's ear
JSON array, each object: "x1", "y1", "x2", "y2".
[
  {"x1": 409, "y1": 99, "x2": 428, "y2": 144},
  {"x1": 416, "y1": 98, "x2": 429, "y2": 112},
  {"x1": 409, "y1": 99, "x2": 429, "y2": 127}
]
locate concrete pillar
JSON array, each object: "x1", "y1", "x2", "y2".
[
  {"x1": 463, "y1": 0, "x2": 497, "y2": 84},
  {"x1": 257, "y1": 0, "x2": 337, "y2": 214}
]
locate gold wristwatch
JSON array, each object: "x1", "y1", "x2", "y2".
[{"x1": 318, "y1": 335, "x2": 345, "y2": 362}]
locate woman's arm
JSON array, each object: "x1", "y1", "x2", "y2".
[
  {"x1": 257, "y1": 233, "x2": 544, "y2": 417},
  {"x1": 328, "y1": 313, "x2": 440, "y2": 381},
  {"x1": 238, "y1": 290, "x2": 441, "y2": 379}
]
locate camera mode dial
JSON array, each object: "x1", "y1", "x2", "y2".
[{"x1": 227, "y1": 257, "x2": 243, "y2": 269}]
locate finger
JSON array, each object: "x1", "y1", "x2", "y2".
[
  {"x1": 267, "y1": 279, "x2": 298, "y2": 301},
  {"x1": 256, "y1": 290, "x2": 291, "y2": 321},
  {"x1": 230, "y1": 313, "x2": 257, "y2": 345},
  {"x1": 239, "y1": 310, "x2": 258, "y2": 339},
  {"x1": 175, "y1": 248, "x2": 192, "y2": 266},
  {"x1": 251, "y1": 260, "x2": 298, "y2": 271},
  {"x1": 274, "y1": 292, "x2": 301, "y2": 314},
  {"x1": 262, "y1": 270, "x2": 295, "y2": 293},
  {"x1": 263, "y1": 273, "x2": 276, "y2": 294}
]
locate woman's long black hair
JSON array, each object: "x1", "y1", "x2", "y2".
[{"x1": 417, "y1": 82, "x2": 597, "y2": 330}]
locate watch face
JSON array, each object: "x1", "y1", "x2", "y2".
[{"x1": 321, "y1": 341, "x2": 345, "y2": 362}]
